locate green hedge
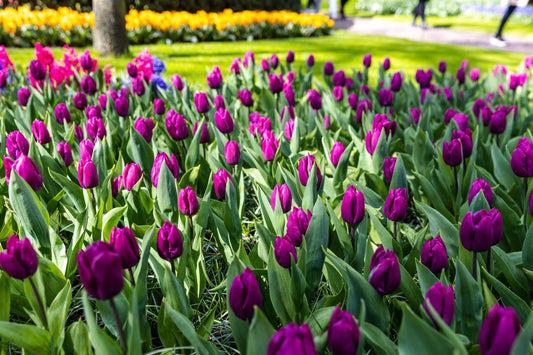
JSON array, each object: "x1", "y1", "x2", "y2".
[
  {"x1": 8, "y1": 0, "x2": 301, "y2": 13},
  {"x1": 355, "y1": 0, "x2": 461, "y2": 16}
]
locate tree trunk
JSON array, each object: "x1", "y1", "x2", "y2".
[{"x1": 93, "y1": 0, "x2": 129, "y2": 57}]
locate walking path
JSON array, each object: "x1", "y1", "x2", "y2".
[{"x1": 334, "y1": 16, "x2": 533, "y2": 54}]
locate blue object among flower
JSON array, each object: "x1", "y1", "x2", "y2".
[
  {"x1": 152, "y1": 74, "x2": 168, "y2": 91},
  {"x1": 152, "y1": 56, "x2": 166, "y2": 76}
]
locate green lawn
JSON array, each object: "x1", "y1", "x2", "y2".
[{"x1": 5, "y1": 30, "x2": 527, "y2": 89}]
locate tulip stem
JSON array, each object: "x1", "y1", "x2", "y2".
[
  {"x1": 472, "y1": 252, "x2": 478, "y2": 281},
  {"x1": 393, "y1": 221, "x2": 397, "y2": 241},
  {"x1": 275, "y1": 93, "x2": 279, "y2": 114},
  {"x1": 487, "y1": 248, "x2": 492, "y2": 274},
  {"x1": 496, "y1": 134, "x2": 500, "y2": 147},
  {"x1": 202, "y1": 144, "x2": 206, "y2": 159},
  {"x1": 189, "y1": 216, "x2": 194, "y2": 244},
  {"x1": 523, "y1": 177, "x2": 528, "y2": 231},
  {"x1": 171, "y1": 260, "x2": 176, "y2": 275},
  {"x1": 90, "y1": 188, "x2": 97, "y2": 218},
  {"x1": 29, "y1": 277, "x2": 48, "y2": 330},
  {"x1": 453, "y1": 166, "x2": 458, "y2": 199},
  {"x1": 181, "y1": 141, "x2": 188, "y2": 159},
  {"x1": 109, "y1": 298, "x2": 127, "y2": 355},
  {"x1": 128, "y1": 268, "x2": 136, "y2": 287},
  {"x1": 350, "y1": 225, "x2": 356, "y2": 251}
]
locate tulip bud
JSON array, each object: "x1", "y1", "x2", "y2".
[
  {"x1": 151, "y1": 152, "x2": 179, "y2": 188},
  {"x1": 384, "y1": 188, "x2": 408, "y2": 222},
  {"x1": 379, "y1": 88, "x2": 393, "y2": 107},
  {"x1": 86, "y1": 117, "x2": 107, "y2": 141},
  {"x1": 238, "y1": 89, "x2": 254, "y2": 107},
  {"x1": 330, "y1": 142, "x2": 345, "y2": 168},
  {"x1": 179, "y1": 186, "x2": 199, "y2": 216},
  {"x1": 77, "y1": 241, "x2": 124, "y2": 300},
  {"x1": 4, "y1": 156, "x2": 13, "y2": 185},
  {"x1": 54, "y1": 103, "x2": 71, "y2": 124},
  {"x1": 225, "y1": 141, "x2": 240, "y2": 165},
  {"x1": 270, "y1": 54, "x2": 279, "y2": 69},
  {"x1": 468, "y1": 178, "x2": 493, "y2": 206},
  {"x1": 80, "y1": 49, "x2": 92, "y2": 71},
  {"x1": 333, "y1": 70, "x2": 346, "y2": 87},
  {"x1": 78, "y1": 159, "x2": 99, "y2": 189},
  {"x1": 286, "y1": 207, "x2": 312, "y2": 247},
  {"x1": 6, "y1": 131, "x2": 29, "y2": 159},
  {"x1": 390, "y1": 72, "x2": 403, "y2": 92},
  {"x1": 73, "y1": 91, "x2": 87, "y2": 111},
  {"x1": 115, "y1": 95, "x2": 129, "y2": 117},
  {"x1": 489, "y1": 110, "x2": 507, "y2": 134},
  {"x1": 0, "y1": 235, "x2": 38, "y2": 279},
  {"x1": 452, "y1": 129, "x2": 473, "y2": 158},
  {"x1": 269, "y1": 73, "x2": 283, "y2": 94},
  {"x1": 207, "y1": 66, "x2": 223, "y2": 89},
  {"x1": 134, "y1": 117, "x2": 154, "y2": 143},
  {"x1": 165, "y1": 110, "x2": 189, "y2": 141},
  {"x1": 421, "y1": 236, "x2": 448, "y2": 273},
  {"x1": 126, "y1": 62, "x2": 138, "y2": 78},
  {"x1": 112, "y1": 176, "x2": 122, "y2": 198},
  {"x1": 171, "y1": 74, "x2": 184, "y2": 91},
  {"x1": 193, "y1": 121, "x2": 211, "y2": 144},
  {"x1": 229, "y1": 267, "x2": 263, "y2": 321},
  {"x1": 56, "y1": 141, "x2": 73, "y2": 166},
  {"x1": 324, "y1": 61, "x2": 334, "y2": 76},
  {"x1": 333, "y1": 86, "x2": 344, "y2": 101},
  {"x1": 284, "y1": 119, "x2": 295, "y2": 140},
  {"x1": 286, "y1": 50, "x2": 295, "y2": 64},
  {"x1": 18, "y1": 88, "x2": 31, "y2": 106},
  {"x1": 308, "y1": 89, "x2": 322, "y2": 110},
  {"x1": 383, "y1": 156, "x2": 397, "y2": 184},
  {"x1": 110, "y1": 226, "x2": 140, "y2": 269},
  {"x1": 267, "y1": 323, "x2": 316, "y2": 355},
  {"x1": 214, "y1": 95, "x2": 225, "y2": 110},
  {"x1": 81, "y1": 76, "x2": 97, "y2": 95},
  {"x1": 511, "y1": 137, "x2": 533, "y2": 177},
  {"x1": 341, "y1": 185, "x2": 365, "y2": 225},
  {"x1": 214, "y1": 108, "x2": 234, "y2": 134},
  {"x1": 348, "y1": 93, "x2": 359, "y2": 110},
  {"x1": 79, "y1": 139, "x2": 95, "y2": 161},
  {"x1": 29, "y1": 59, "x2": 46, "y2": 81},
  {"x1": 157, "y1": 221, "x2": 183, "y2": 261},
  {"x1": 479, "y1": 304, "x2": 521, "y2": 355},
  {"x1": 306, "y1": 54, "x2": 315, "y2": 67},
  {"x1": 365, "y1": 129, "x2": 381, "y2": 155},
  {"x1": 442, "y1": 139, "x2": 463, "y2": 167},
  {"x1": 262, "y1": 131, "x2": 279, "y2": 162},
  {"x1": 194, "y1": 92, "x2": 210, "y2": 114},
  {"x1": 123, "y1": 163, "x2": 142, "y2": 190},
  {"x1": 298, "y1": 154, "x2": 322, "y2": 189},
  {"x1": 213, "y1": 169, "x2": 234, "y2": 200},
  {"x1": 328, "y1": 306, "x2": 360, "y2": 355},
  {"x1": 261, "y1": 59, "x2": 270, "y2": 71},
  {"x1": 271, "y1": 183, "x2": 292, "y2": 213},
  {"x1": 153, "y1": 98, "x2": 165, "y2": 115},
  {"x1": 368, "y1": 245, "x2": 401, "y2": 296},
  {"x1": 274, "y1": 236, "x2": 297, "y2": 268},
  {"x1": 363, "y1": 53, "x2": 372, "y2": 68},
  {"x1": 423, "y1": 282, "x2": 455, "y2": 327},
  {"x1": 460, "y1": 208, "x2": 502, "y2": 252},
  {"x1": 86, "y1": 105, "x2": 102, "y2": 120},
  {"x1": 13, "y1": 154, "x2": 43, "y2": 191}
]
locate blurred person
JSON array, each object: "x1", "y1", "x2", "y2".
[
  {"x1": 339, "y1": 0, "x2": 349, "y2": 19},
  {"x1": 491, "y1": 0, "x2": 531, "y2": 47},
  {"x1": 412, "y1": 0, "x2": 429, "y2": 29}
]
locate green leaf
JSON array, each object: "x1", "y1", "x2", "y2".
[
  {"x1": 268, "y1": 246, "x2": 297, "y2": 325},
  {"x1": 101, "y1": 206, "x2": 128, "y2": 241},
  {"x1": 64, "y1": 321, "x2": 92, "y2": 355},
  {"x1": 127, "y1": 291, "x2": 142, "y2": 355},
  {"x1": 511, "y1": 304, "x2": 533, "y2": 355},
  {"x1": 454, "y1": 260, "x2": 483, "y2": 341},
  {"x1": 247, "y1": 308, "x2": 276, "y2": 355},
  {"x1": 156, "y1": 160, "x2": 179, "y2": 217},
  {"x1": 8, "y1": 171, "x2": 50, "y2": 255},
  {"x1": 522, "y1": 226, "x2": 533, "y2": 270},
  {"x1": 390, "y1": 155, "x2": 408, "y2": 191},
  {"x1": 127, "y1": 128, "x2": 154, "y2": 179},
  {"x1": 360, "y1": 321, "x2": 398, "y2": 355},
  {"x1": 226, "y1": 259, "x2": 248, "y2": 354},
  {"x1": 185, "y1": 120, "x2": 203, "y2": 170},
  {"x1": 47, "y1": 280, "x2": 72, "y2": 351},
  {"x1": 305, "y1": 198, "x2": 329, "y2": 294},
  {"x1": 0, "y1": 272, "x2": 10, "y2": 322},
  {"x1": 416, "y1": 261, "x2": 439, "y2": 297},
  {"x1": 82, "y1": 292, "x2": 123, "y2": 355},
  {"x1": 416, "y1": 201, "x2": 459, "y2": 257},
  {"x1": 491, "y1": 143, "x2": 518, "y2": 189},
  {"x1": 0, "y1": 321, "x2": 52, "y2": 354}
]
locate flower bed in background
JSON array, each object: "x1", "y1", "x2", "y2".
[
  {"x1": 0, "y1": 42, "x2": 532, "y2": 354},
  {"x1": 0, "y1": 7, "x2": 333, "y2": 47}
]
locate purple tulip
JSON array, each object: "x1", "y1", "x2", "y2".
[
  {"x1": 298, "y1": 154, "x2": 322, "y2": 189},
  {"x1": 286, "y1": 50, "x2": 295, "y2": 64},
  {"x1": 384, "y1": 188, "x2": 408, "y2": 222},
  {"x1": 306, "y1": 55, "x2": 314, "y2": 67},
  {"x1": 214, "y1": 95, "x2": 225, "y2": 110},
  {"x1": 54, "y1": 103, "x2": 71, "y2": 124},
  {"x1": 269, "y1": 73, "x2": 283, "y2": 94},
  {"x1": 390, "y1": 72, "x2": 402, "y2": 92},
  {"x1": 178, "y1": 186, "x2": 199, "y2": 216},
  {"x1": 328, "y1": 306, "x2": 360, "y2": 355},
  {"x1": 341, "y1": 185, "x2": 365, "y2": 225},
  {"x1": 224, "y1": 141, "x2": 240, "y2": 166},
  {"x1": 511, "y1": 137, "x2": 533, "y2": 177},
  {"x1": 379, "y1": 88, "x2": 393, "y2": 106},
  {"x1": 442, "y1": 139, "x2": 463, "y2": 167},
  {"x1": 110, "y1": 226, "x2": 140, "y2": 269},
  {"x1": 86, "y1": 105, "x2": 102, "y2": 120},
  {"x1": 81, "y1": 76, "x2": 97, "y2": 95},
  {"x1": 207, "y1": 66, "x2": 223, "y2": 89},
  {"x1": 473, "y1": 99, "x2": 485, "y2": 119},
  {"x1": 470, "y1": 68, "x2": 480, "y2": 82},
  {"x1": 151, "y1": 152, "x2": 179, "y2": 188},
  {"x1": 421, "y1": 236, "x2": 449, "y2": 273},
  {"x1": 214, "y1": 108, "x2": 234, "y2": 134},
  {"x1": 112, "y1": 176, "x2": 122, "y2": 198},
  {"x1": 424, "y1": 282, "x2": 455, "y2": 327},
  {"x1": 115, "y1": 95, "x2": 129, "y2": 117},
  {"x1": 383, "y1": 57, "x2": 390, "y2": 71},
  {"x1": 460, "y1": 209, "x2": 503, "y2": 252},
  {"x1": 123, "y1": 163, "x2": 142, "y2": 190},
  {"x1": 154, "y1": 98, "x2": 165, "y2": 115},
  {"x1": 126, "y1": 62, "x2": 138, "y2": 78},
  {"x1": 333, "y1": 70, "x2": 346, "y2": 87},
  {"x1": 238, "y1": 89, "x2": 254, "y2": 107},
  {"x1": 415, "y1": 69, "x2": 433, "y2": 89},
  {"x1": 489, "y1": 110, "x2": 507, "y2": 134},
  {"x1": 193, "y1": 121, "x2": 211, "y2": 144},
  {"x1": 13, "y1": 154, "x2": 43, "y2": 191},
  {"x1": 271, "y1": 183, "x2": 292, "y2": 213},
  {"x1": 360, "y1": 84, "x2": 370, "y2": 96},
  {"x1": 6, "y1": 131, "x2": 29, "y2": 159},
  {"x1": 383, "y1": 157, "x2": 397, "y2": 184},
  {"x1": 308, "y1": 89, "x2": 322, "y2": 110},
  {"x1": 479, "y1": 304, "x2": 521, "y2": 355},
  {"x1": 78, "y1": 159, "x2": 99, "y2": 189},
  {"x1": 262, "y1": 131, "x2": 279, "y2": 162},
  {"x1": 324, "y1": 61, "x2": 335, "y2": 76},
  {"x1": 363, "y1": 53, "x2": 372, "y2": 68},
  {"x1": 80, "y1": 49, "x2": 92, "y2": 71},
  {"x1": 86, "y1": 117, "x2": 106, "y2": 141},
  {"x1": 0, "y1": 235, "x2": 38, "y2": 280},
  {"x1": 213, "y1": 169, "x2": 234, "y2": 200},
  {"x1": 356, "y1": 99, "x2": 372, "y2": 123},
  {"x1": 330, "y1": 142, "x2": 345, "y2": 168},
  {"x1": 333, "y1": 86, "x2": 343, "y2": 101},
  {"x1": 468, "y1": 178, "x2": 493, "y2": 206},
  {"x1": 77, "y1": 241, "x2": 124, "y2": 300},
  {"x1": 79, "y1": 139, "x2": 95, "y2": 161},
  {"x1": 194, "y1": 92, "x2": 210, "y2": 114},
  {"x1": 274, "y1": 236, "x2": 297, "y2": 268},
  {"x1": 157, "y1": 221, "x2": 183, "y2": 261},
  {"x1": 283, "y1": 86, "x2": 295, "y2": 107},
  {"x1": 438, "y1": 61, "x2": 447, "y2": 74},
  {"x1": 365, "y1": 129, "x2": 381, "y2": 155},
  {"x1": 56, "y1": 141, "x2": 73, "y2": 166},
  {"x1": 261, "y1": 59, "x2": 270, "y2": 71},
  {"x1": 267, "y1": 323, "x2": 316, "y2": 355},
  {"x1": 348, "y1": 93, "x2": 359, "y2": 110},
  {"x1": 134, "y1": 117, "x2": 154, "y2": 143},
  {"x1": 131, "y1": 78, "x2": 145, "y2": 96},
  {"x1": 229, "y1": 267, "x2": 263, "y2": 321},
  {"x1": 244, "y1": 52, "x2": 255, "y2": 67},
  {"x1": 171, "y1": 74, "x2": 184, "y2": 91},
  {"x1": 18, "y1": 88, "x2": 31, "y2": 106},
  {"x1": 166, "y1": 110, "x2": 189, "y2": 141},
  {"x1": 29, "y1": 59, "x2": 46, "y2": 81},
  {"x1": 345, "y1": 77, "x2": 354, "y2": 90},
  {"x1": 323, "y1": 115, "x2": 331, "y2": 130},
  {"x1": 456, "y1": 66, "x2": 466, "y2": 85},
  {"x1": 369, "y1": 245, "x2": 401, "y2": 296},
  {"x1": 286, "y1": 207, "x2": 312, "y2": 247},
  {"x1": 73, "y1": 91, "x2": 87, "y2": 110},
  {"x1": 270, "y1": 54, "x2": 279, "y2": 69},
  {"x1": 3, "y1": 156, "x2": 13, "y2": 185}
]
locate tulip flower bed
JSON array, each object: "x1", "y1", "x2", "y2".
[
  {"x1": 1, "y1": 42, "x2": 533, "y2": 355},
  {"x1": 0, "y1": 7, "x2": 333, "y2": 47}
]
